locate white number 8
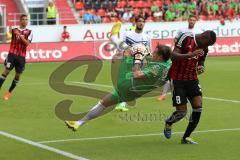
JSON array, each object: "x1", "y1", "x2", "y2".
[
  {"x1": 6, "y1": 62, "x2": 11, "y2": 68},
  {"x1": 176, "y1": 96, "x2": 181, "y2": 104}
]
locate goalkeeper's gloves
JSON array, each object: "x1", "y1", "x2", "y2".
[
  {"x1": 134, "y1": 53, "x2": 144, "y2": 64},
  {"x1": 131, "y1": 44, "x2": 151, "y2": 64}
]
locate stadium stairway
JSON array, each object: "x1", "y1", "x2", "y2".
[
  {"x1": 0, "y1": 0, "x2": 20, "y2": 26},
  {"x1": 54, "y1": 0, "x2": 78, "y2": 24}
]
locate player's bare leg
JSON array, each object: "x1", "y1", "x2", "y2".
[
  {"x1": 65, "y1": 94, "x2": 118, "y2": 131},
  {"x1": 164, "y1": 105, "x2": 187, "y2": 139},
  {"x1": 4, "y1": 72, "x2": 21, "y2": 100},
  {"x1": 181, "y1": 96, "x2": 202, "y2": 144}
]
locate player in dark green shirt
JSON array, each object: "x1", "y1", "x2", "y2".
[{"x1": 65, "y1": 44, "x2": 172, "y2": 131}]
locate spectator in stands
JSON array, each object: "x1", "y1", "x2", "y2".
[
  {"x1": 93, "y1": 0, "x2": 101, "y2": 10},
  {"x1": 153, "y1": 7, "x2": 163, "y2": 22},
  {"x1": 180, "y1": 2, "x2": 195, "y2": 21},
  {"x1": 237, "y1": 2, "x2": 240, "y2": 18},
  {"x1": 83, "y1": 10, "x2": 93, "y2": 24},
  {"x1": 122, "y1": 5, "x2": 133, "y2": 22},
  {"x1": 170, "y1": 0, "x2": 179, "y2": 11},
  {"x1": 75, "y1": 0, "x2": 240, "y2": 23},
  {"x1": 151, "y1": 4, "x2": 159, "y2": 13},
  {"x1": 209, "y1": 1, "x2": 220, "y2": 16},
  {"x1": 140, "y1": 9, "x2": 149, "y2": 20},
  {"x1": 180, "y1": 0, "x2": 188, "y2": 14},
  {"x1": 108, "y1": 1, "x2": 115, "y2": 11},
  {"x1": 84, "y1": 0, "x2": 92, "y2": 10},
  {"x1": 106, "y1": 9, "x2": 118, "y2": 18},
  {"x1": 224, "y1": 4, "x2": 235, "y2": 20},
  {"x1": 176, "y1": 7, "x2": 183, "y2": 21},
  {"x1": 229, "y1": 0, "x2": 238, "y2": 12},
  {"x1": 61, "y1": 26, "x2": 70, "y2": 42},
  {"x1": 162, "y1": 0, "x2": 170, "y2": 13},
  {"x1": 46, "y1": 1, "x2": 57, "y2": 25},
  {"x1": 165, "y1": 7, "x2": 176, "y2": 21},
  {"x1": 101, "y1": 0, "x2": 109, "y2": 10},
  {"x1": 6, "y1": 26, "x2": 12, "y2": 43},
  {"x1": 199, "y1": 0, "x2": 209, "y2": 16},
  {"x1": 188, "y1": 0, "x2": 197, "y2": 15},
  {"x1": 93, "y1": 13, "x2": 102, "y2": 23}
]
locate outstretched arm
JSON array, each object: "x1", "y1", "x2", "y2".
[{"x1": 172, "y1": 47, "x2": 204, "y2": 60}]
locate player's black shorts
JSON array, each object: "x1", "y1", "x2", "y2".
[
  {"x1": 4, "y1": 53, "x2": 26, "y2": 73},
  {"x1": 171, "y1": 80, "x2": 202, "y2": 106}
]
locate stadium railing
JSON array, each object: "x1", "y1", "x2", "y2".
[{"x1": 8, "y1": 11, "x2": 78, "y2": 26}]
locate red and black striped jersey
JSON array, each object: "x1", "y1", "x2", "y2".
[
  {"x1": 169, "y1": 32, "x2": 208, "y2": 80},
  {"x1": 9, "y1": 27, "x2": 33, "y2": 57}
]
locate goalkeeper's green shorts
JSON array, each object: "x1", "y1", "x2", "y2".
[{"x1": 111, "y1": 88, "x2": 139, "y2": 103}]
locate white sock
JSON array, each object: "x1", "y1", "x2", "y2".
[
  {"x1": 162, "y1": 81, "x2": 171, "y2": 96},
  {"x1": 77, "y1": 102, "x2": 106, "y2": 126}
]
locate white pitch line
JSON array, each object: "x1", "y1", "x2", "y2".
[
  {"x1": 203, "y1": 97, "x2": 240, "y2": 103},
  {"x1": 68, "y1": 81, "x2": 113, "y2": 89},
  {"x1": 70, "y1": 81, "x2": 240, "y2": 103},
  {"x1": 0, "y1": 131, "x2": 88, "y2": 160},
  {"x1": 20, "y1": 81, "x2": 240, "y2": 103},
  {"x1": 38, "y1": 128, "x2": 240, "y2": 144}
]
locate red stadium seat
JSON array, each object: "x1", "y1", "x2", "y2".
[
  {"x1": 79, "y1": 10, "x2": 85, "y2": 18},
  {"x1": 209, "y1": 15, "x2": 217, "y2": 21},
  {"x1": 117, "y1": 0, "x2": 127, "y2": 8},
  {"x1": 98, "y1": 9, "x2": 106, "y2": 17},
  {"x1": 137, "y1": 0, "x2": 146, "y2": 8},
  {"x1": 144, "y1": 7, "x2": 151, "y2": 13},
  {"x1": 146, "y1": 0, "x2": 153, "y2": 8},
  {"x1": 199, "y1": 15, "x2": 207, "y2": 20},
  {"x1": 102, "y1": 17, "x2": 111, "y2": 23},
  {"x1": 134, "y1": 8, "x2": 141, "y2": 15},
  {"x1": 129, "y1": 1, "x2": 137, "y2": 8},
  {"x1": 75, "y1": 2, "x2": 83, "y2": 10},
  {"x1": 153, "y1": 0, "x2": 162, "y2": 7}
]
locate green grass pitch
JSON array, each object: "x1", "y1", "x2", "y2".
[{"x1": 0, "y1": 56, "x2": 239, "y2": 160}]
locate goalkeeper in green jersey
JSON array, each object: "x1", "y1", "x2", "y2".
[{"x1": 65, "y1": 43, "x2": 199, "y2": 131}]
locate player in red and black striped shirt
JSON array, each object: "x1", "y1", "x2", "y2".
[
  {"x1": 164, "y1": 30, "x2": 216, "y2": 144},
  {"x1": 0, "y1": 14, "x2": 33, "y2": 100}
]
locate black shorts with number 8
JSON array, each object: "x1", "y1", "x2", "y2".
[{"x1": 171, "y1": 80, "x2": 202, "y2": 106}]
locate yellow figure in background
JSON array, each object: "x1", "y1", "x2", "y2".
[{"x1": 6, "y1": 26, "x2": 12, "y2": 43}]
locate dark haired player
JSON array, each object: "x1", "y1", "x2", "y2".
[
  {"x1": 175, "y1": 14, "x2": 197, "y2": 42},
  {"x1": 158, "y1": 15, "x2": 197, "y2": 101},
  {"x1": 164, "y1": 30, "x2": 217, "y2": 144},
  {"x1": 0, "y1": 14, "x2": 33, "y2": 100}
]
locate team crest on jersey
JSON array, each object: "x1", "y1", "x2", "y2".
[{"x1": 23, "y1": 30, "x2": 29, "y2": 35}]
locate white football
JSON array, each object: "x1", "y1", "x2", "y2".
[{"x1": 130, "y1": 43, "x2": 150, "y2": 57}]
